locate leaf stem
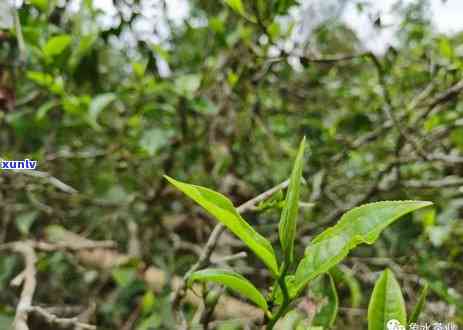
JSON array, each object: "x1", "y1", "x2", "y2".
[{"x1": 266, "y1": 263, "x2": 291, "y2": 329}]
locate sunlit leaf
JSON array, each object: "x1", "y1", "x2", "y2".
[
  {"x1": 87, "y1": 93, "x2": 116, "y2": 130},
  {"x1": 279, "y1": 137, "x2": 305, "y2": 265},
  {"x1": 368, "y1": 269, "x2": 406, "y2": 330},
  {"x1": 43, "y1": 34, "x2": 72, "y2": 58},
  {"x1": 408, "y1": 282, "x2": 428, "y2": 324},
  {"x1": 164, "y1": 176, "x2": 279, "y2": 276},
  {"x1": 188, "y1": 268, "x2": 268, "y2": 311},
  {"x1": 294, "y1": 201, "x2": 432, "y2": 295},
  {"x1": 224, "y1": 0, "x2": 256, "y2": 22},
  {"x1": 140, "y1": 129, "x2": 170, "y2": 156}
]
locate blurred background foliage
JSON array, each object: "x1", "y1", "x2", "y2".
[{"x1": 0, "y1": 0, "x2": 462, "y2": 329}]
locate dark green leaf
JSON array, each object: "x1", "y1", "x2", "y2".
[
  {"x1": 311, "y1": 273, "x2": 338, "y2": 328},
  {"x1": 408, "y1": 282, "x2": 428, "y2": 324}
]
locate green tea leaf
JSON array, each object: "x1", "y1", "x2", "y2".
[
  {"x1": 294, "y1": 201, "x2": 432, "y2": 294},
  {"x1": 30, "y1": 0, "x2": 49, "y2": 12},
  {"x1": 140, "y1": 129, "x2": 170, "y2": 156},
  {"x1": 278, "y1": 310, "x2": 305, "y2": 330},
  {"x1": 368, "y1": 269, "x2": 406, "y2": 330},
  {"x1": 43, "y1": 34, "x2": 72, "y2": 58},
  {"x1": 164, "y1": 176, "x2": 279, "y2": 276},
  {"x1": 188, "y1": 268, "x2": 268, "y2": 311},
  {"x1": 330, "y1": 265, "x2": 362, "y2": 308},
  {"x1": 224, "y1": 0, "x2": 256, "y2": 22},
  {"x1": 311, "y1": 274, "x2": 338, "y2": 328},
  {"x1": 408, "y1": 282, "x2": 428, "y2": 324},
  {"x1": 87, "y1": 93, "x2": 116, "y2": 130},
  {"x1": 16, "y1": 211, "x2": 38, "y2": 235},
  {"x1": 279, "y1": 137, "x2": 305, "y2": 265},
  {"x1": 224, "y1": 0, "x2": 246, "y2": 18},
  {"x1": 36, "y1": 100, "x2": 57, "y2": 120}
]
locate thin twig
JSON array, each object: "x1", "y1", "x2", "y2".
[
  {"x1": 172, "y1": 179, "x2": 291, "y2": 310},
  {"x1": 8, "y1": 242, "x2": 37, "y2": 330},
  {"x1": 28, "y1": 306, "x2": 96, "y2": 330},
  {"x1": 8, "y1": 169, "x2": 78, "y2": 194}
]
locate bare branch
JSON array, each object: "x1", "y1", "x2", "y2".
[
  {"x1": 2, "y1": 242, "x2": 37, "y2": 330},
  {"x1": 28, "y1": 306, "x2": 96, "y2": 330}
]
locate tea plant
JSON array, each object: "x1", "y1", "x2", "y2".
[
  {"x1": 165, "y1": 138, "x2": 432, "y2": 329},
  {"x1": 367, "y1": 269, "x2": 429, "y2": 330}
]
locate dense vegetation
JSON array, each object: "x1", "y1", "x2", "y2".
[{"x1": 0, "y1": 0, "x2": 462, "y2": 329}]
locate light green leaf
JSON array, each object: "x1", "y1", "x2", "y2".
[
  {"x1": 224, "y1": 0, "x2": 256, "y2": 22},
  {"x1": 164, "y1": 176, "x2": 279, "y2": 276},
  {"x1": 140, "y1": 129, "x2": 170, "y2": 156},
  {"x1": 16, "y1": 211, "x2": 38, "y2": 235},
  {"x1": 30, "y1": 0, "x2": 49, "y2": 12},
  {"x1": 112, "y1": 267, "x2": 137, "y2": 287},
  {"x1": 188, "y1": 268, "x2": 268, "y2": 311},
  {"x1": 141, "y1": 291, "x2": 156, "y2": 314},
  {"x1": 279, "y1": 137, "x2": 305, "y2": 265},
  {"x1": 136, "y1": 314, "x2": 161, "y2": 330},
  {"x1": 36, "y1": 100, "x2": 57, "y2": 120},
  {"x1": 27, "y1": 71, "x2": 53, "y2": 87},
  {"x1": 87, "y1": 93, "x2": 116, "y2": 129},
  {"x1": 408, "y1": 282, "x2": 428, "y2": 324},
  {"x1": 132, "y1": 61, "x2": 148, "y2": 78},
  {"x1": 225, "y1": 0, "x2": 246, "y2": 18},
  {"x1": 43, "y1": 34, "x2": 72, "y2": 58},
  {"x1": 175, "y1": 74, "x2": 201, "y2": 97},
  {"x1": 294, "y1": 201, "x2": 432, "y2": 295},
  {"x1": 368, "y1": 269, "x2": 406, "y2": 330},
  {"x1": 278, "y1": 310, "x2": 305, "y2": 330}
]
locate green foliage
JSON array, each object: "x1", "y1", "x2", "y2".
[
  {"x1": 87, "y1": 93, "x2": 116, "y2": 130},
  {"x1": 408, "y1": 283, "x2": 429, "y2": 325},
  {"x1": 167, "y1": 140, "x2": 432, "y2": 328},
  {"x1": 164, "y1": 175, "x2": 279, "y2": 276},
  {"x1": 224, "y1": 0, "x2": 256, "y2": 23},
  {"x1": 310, "y1": 273, "x2": 338, "y2": 328},
  {"x1": 294, "y1": 201, "x2": 432, "y2": 295},
  {"x1": 368, "y1": 269, "x2": 407, "y2": 330},
  {"x1": 42, "y1": 34, "x2": 72, "y2": 58},
  {"x1": 2, "y1": 0, "x2": 462, "y2": 328},
  {"x1": 279, "y1": 137, "x2": 305, "y2": 266},
  {"x1": 188, "y1": 268, "x2": 269, "y2": 311}
]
